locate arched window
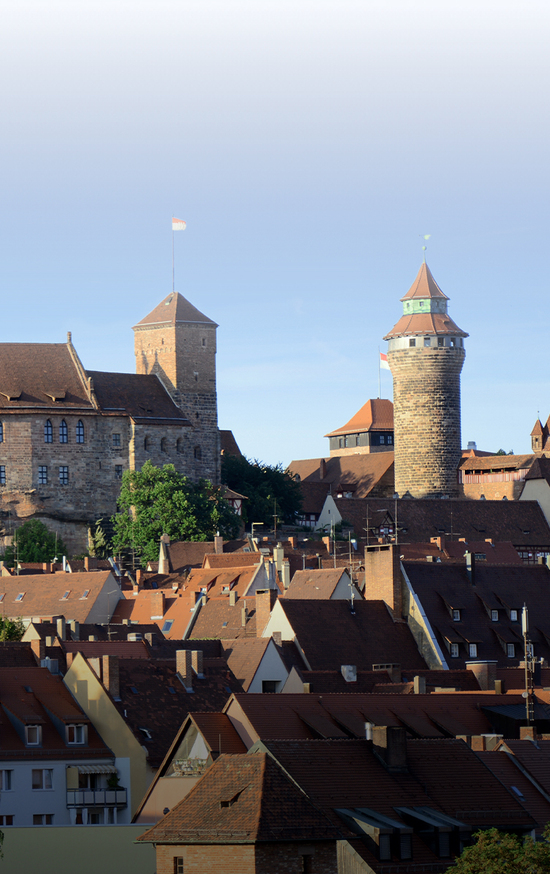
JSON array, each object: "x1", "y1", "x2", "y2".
[
  {"x1": 44, "y1": 420, "x2": 53, "y2": 443},
  {"x1": 76, "y1": 420, "x2": 85, "y2": 444},
  {"x1": 160, "y1": 437, "x2": 167, "y2": 453},
  {"x1": 0, "y1": 423, "x2": 3, "y2": 443},
  {"x1": 59, "y1": 420, "x2": 68, "y2": 443},
  {"x1": 194, "y1": 445, "x2": 202, "y2": 460}
]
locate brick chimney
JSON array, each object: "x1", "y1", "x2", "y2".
[
  {"x1": 466, "y1": 660, "x2": 498, "y2": 691},
  {"x1": 31, "y1": 638, "x2": 45, "y2": 661},
  {"x1": 150, "y1": 591, "x2": 165, "y2": 619},
  {"x1": 84, "y1": 556, "x2": 90, "y2": 571},
  {"x1": 229, "y1": 590, "x2": 237, "y2": 607},
  {"x1": 69, "y1": 620, "x2": 80, "y2": 640},
  {"x1": 214, "y1": 535, "x2": 224, "y2": 554},
  {"x1": 255, "y1": 589, "x2": 277, "y2": 637},
  {"x1": 135, "y1": 569, "x2": 144, "y2": 588},
  {"x1": 364, "y1": 545, "x2": 403, "y2": 617},
  {"x1": 319, "y1": 458, "x2": 327, "y2": 479},
  {"x1": 102, "y1": 655, "x2": 120, "y2": 700},
  {"x1": 287, "y1": 536, "x2": 297, "y2": 549},
  {"x1": 371, "y1": 725, "x2": 408, "y2": 773},
  {"x1": 176, "y1": 650, "x2": 193, "y2": 692},
  {"x1": 191, "y1": 650, "x2": 204, "y2": 678}
]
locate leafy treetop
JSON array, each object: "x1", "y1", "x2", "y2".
[
  {"x1": 111, "y1": 461, "x2": 241, "y2": 564},
  {"x1": 2, "y1": 519, "x2": 67, "y2": 567},
  {"x1": 446, "y1": 826, "x2": 550, "y2": 874},
  {"x1": 221, "y1": 454, "x2": 302, "y2": 527}
]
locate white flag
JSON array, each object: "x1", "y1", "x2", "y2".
[
  {"x1": 172, "y1": 217, "x2": 187, "y2": 231},
  {"x1": 380, "y1": 352, "x2": 390, "y2": 371}
]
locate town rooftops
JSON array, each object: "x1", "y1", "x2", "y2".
[
  {"x1": 133, "y1": 292, "x2": 218, "y2": 329},
  {"x1": 0, "y1": 570, "x2": 118, "y2": 623},
  {"x1": 325, "y1": 398, "x2": 394, "y2": 438},
  {"x1": 284, "y1": 568, "x2": 353, "y2": 600}
]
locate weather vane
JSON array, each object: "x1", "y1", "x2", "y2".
[{"x1": 419, "y1": 234, "x2": 431, "y2": 261}]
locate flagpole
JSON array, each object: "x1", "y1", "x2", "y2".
[
  {"x1": 378, "y1": 347, "x2": 381, "y2": 399},
  {"x1": 172, "y1": 220, "x2": 175, "y2": 293}
]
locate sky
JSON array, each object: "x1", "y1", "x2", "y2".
[{"x1": 1, "y1": 0, "x2": 549, "y2": 466}]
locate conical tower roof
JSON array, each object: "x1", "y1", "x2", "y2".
[
  {"x1": 400, "y1": 262, "x2": 449, "y2": 301},
  {"x1": 133, "y1": 292, "x2": 218, "y2": 329}
]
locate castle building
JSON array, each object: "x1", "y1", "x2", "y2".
[
  {"x1": 383, "y1": 263, "x2": 468, "y2": 498},
  {"x1": 324, "y1": 398, "x2": 394, "y2": 457},
  {"x1": 0, "y1": 292, "x2": 219, "y2": 553}
]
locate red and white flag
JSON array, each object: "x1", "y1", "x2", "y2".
[
  {"x1": 172, "y1": 217, "x2": 187, "y2": 231},
  {"x1": 380, "y1": 352, "x2": 390, "y2": 371}
]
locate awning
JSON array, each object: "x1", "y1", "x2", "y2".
[{"x1": 77, "y1": 764, "x2": 117, "y2": 774}]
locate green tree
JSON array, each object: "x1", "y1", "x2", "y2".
[
  {"x1": 88, "y1": 520, "x2": 110, "y2": 558},
  {"x1": 111, "y1": 461, "x2": 241, "y2": 564},
  {"x1": 0, "y1": 617, "x2": 24, "y2": 641},
  {"x1": 2, "y1": 519, "x2": 67, "y2": 567},
  {"x1": 221, "y1": 454, "x2": 303, "y2": 528},
  {"x1": 447, "y1": 826, "x2": 550, "y2": 874}
]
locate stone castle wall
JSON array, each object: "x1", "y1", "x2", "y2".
[{"x1": 389, "y1": 346, "x2": 465, "y2": 498}]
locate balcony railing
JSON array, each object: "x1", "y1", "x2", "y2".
[{"x1": 66, "y1": 788, "x2": 127, "y2": 808}]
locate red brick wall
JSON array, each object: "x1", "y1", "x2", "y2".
[
  {"x1": 155, "y1": 841, "x2": 338, "y2": 874},
  {"x1": 364, "y1": 544, "x2": 402, "y2": 616}
]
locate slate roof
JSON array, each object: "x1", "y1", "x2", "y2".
[
  {"x1": 333, "y1": 497, "x2": 550, "y2": 548},
  {"x1": 284, "y1": 568, "x2": 351, "y2": 599},
  {"x1": 274, "y1": 599, "x2": 428, "y2": 672},
  {"x1": 403, "y1": 560, "x2": 550, "y2": 668},
  {"x1": 325, "y1": 399, "x2": 394, "y2": 438},
  {"x1": 0, "y1": 666, "x2": 111, "y2": 760},
  {"x1": 477, "y1": 747, "x2": 550, "y2": 834},
  {"x1": 496, "y1": 739, "x2": 550, "y2": 798},
  {"x1": 289, "y1": 453, "x2": 395, "y2": 499},
  {"x1": 87, "y1": 370, "x2": 190, "y2": 424},
  {"x1": 400, "y1": 539, "x2": 524, "y2": 565},
  {"x1": 0, "y1": 343, "x2": 92, "y2": 411},
  {"x1": 111, "y1": 657, "x2": 242, "y2": 768},
  {"x1": 133, "y1": 292, "x2": 217, "y2": 328},
  {"x1": 138, "y1": 751, "x2": 340, "y2": 844}
]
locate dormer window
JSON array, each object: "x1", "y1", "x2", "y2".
[
  {"x1": 60, "y1": 591, "x2": 70, "y2": 601},
  {"x1": 510, "y1": 609, "x2": 518, "y2": 622},
  {"x1": 15, "y1": 593, "x2": 25, "y2": 602},
  {"x1": 468, "y1": 643, "x2": 478, "y2": 658},
  {"x1": 26, "y1": 725, "x2": 41, "y2": 746},
  {"x1": 452, "y1": 609, "x2": 461, "y2": 621},
  {"x1": 67, "y1": 724, "x2": 86, "y2": 744},
  {"x1": 491, "y1": 610, "x2": 498, "y2": 621},
  {"x1": 59, "y1": 420, "x2": 68, "y2": 443}
]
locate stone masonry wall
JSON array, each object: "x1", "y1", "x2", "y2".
[
  {"x1": 134, "y1": 321, "x2": 219, "y2": 484},
  {"x1": 389, "y1": 346, "x2": 465, "y2": 498},
  {"x1": 155, "y1": 842, "x2": 337, "y2": 874}
]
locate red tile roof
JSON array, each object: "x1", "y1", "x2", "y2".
[
  {"x1": 289, "y1": 453, "x2": 395, "y2": 500},
  {"x1": 284, "y1": 568, "x2": 351, "y2": 599},
  {"x1": 0, "y1": 570, "x2": 116, "y2": 623},
  {"x1": 400, "y1": 263, "x2": 449, "y2": 302},
  {"x1": 138, "y1": 751, "x2": 340, "y2": 844},
  {"x1": 384, "y1": 311, "x2": 468, "y2": 340},
  {"x1": 325, "y1": 399, "x2": 394, "y2": 438}
]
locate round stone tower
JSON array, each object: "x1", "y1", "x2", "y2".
[{"x1": 383, "y1": 263, "x2": 468, "y2": 498}]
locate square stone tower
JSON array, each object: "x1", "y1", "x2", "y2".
[
  {"x1": 384, "y1": 263, "x2": 468, "y2": 498},
  {"x1": 133, "y1": 292, "x2": 220, "y2": 484}
]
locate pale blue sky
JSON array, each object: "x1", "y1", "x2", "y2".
[{"x1": 1, "y1": 0, "x2": 548, "y2": 464}]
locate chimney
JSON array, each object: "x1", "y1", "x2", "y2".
[
  {"x1": 430, "y1": 536, "x2": 444, "y2": 551},
  {"x1": 229, "y1": 591, "x2": 237, "y2": 607},
  {"x1": 372, "y1": 725, "x2": 408, "y2": 773},
  {"x1": 191, "y1": 650, "x2": 204, "y2": 678},
  {"x1": 466, "y1": 659, "x2": 498, "y2": 691},
  {"x1": 176, "y1": 650, "x2": 193, "y2": 692},
  {"x1": 319, "y1": 458, "x2": 327, "y2": 479},
  {"x1": 281, "y1": 560, "x2": 290, "y2": 590},
  {"x1": 273, "y1": 543, "x2": 284, "y2": 572},
  {"x1": 150, "y1": 591, "x2": 165, "y2": 619},
  {"x1": 303, "y1": 682, "x2": 311, "y2": 693},
  {"x1": 88, "y1": 634, "x2": 96, "y2": 641},
  {"x1": 520, "y1": 726, "x2": 537, "y2": 741},
  {"x1": 214, "y1": 535, "x2": 224, "y2": 554},
  {"x1": 158, "y1": 534, "x2": 170, "y2": 575},
  {"x1": 102, "y1": 655, "x2": 120, "y2": 700},
  {"x1": 45, "y1": 636, "x2": 55, "y2": 647},
  {"x1": 341, "y1": 665, "x2": 357, "y2": 683},
  {"x1": 69, "y1": 620, "x2": 80, "y2": 641},
  {"x1": 272, "y1": 631, "x2": 282, "y2": 646},
  {"x1": 241, "y1": 606, "x2": 248, "y2": 627},
  {"x1": 255, "y1": 589, "x2": 277, "y2": 637},
  {"x1": 413, "y1": 675, "x2": 426, "y2": 694},
  {"x1": 31, "y1": 638, "x2": 46, "y2": 660},
  {"x1": 287, "y1": 536, "x2": 297, "y2": 549},
  {"x1": 322, "y1": 536, "x2": 331, "y2": 553},
  {"x1": 465, "y1": 551, "x2": 476, "y2": 586},
  {"x1": 42, "y1": 562, "x2": 52, "y2": 573},
  {"x1": 145, "y1": 632, "x2": 157, "y2": 647},
  {"x1": 135, "y1": 569, "x2": 144, "y2": 588},
  {"x1": 122, "y1": 618, "x2": 130, "y2": 625},
  {"x1": 84, "y1": 556, "x2": 90, "y2": 571},
  {"x1": 364, "y1": 545, "x2": 403, "y2": 617},
  {"x1": 56, "y1": 617, "x2": 66, "y2": 641}
]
